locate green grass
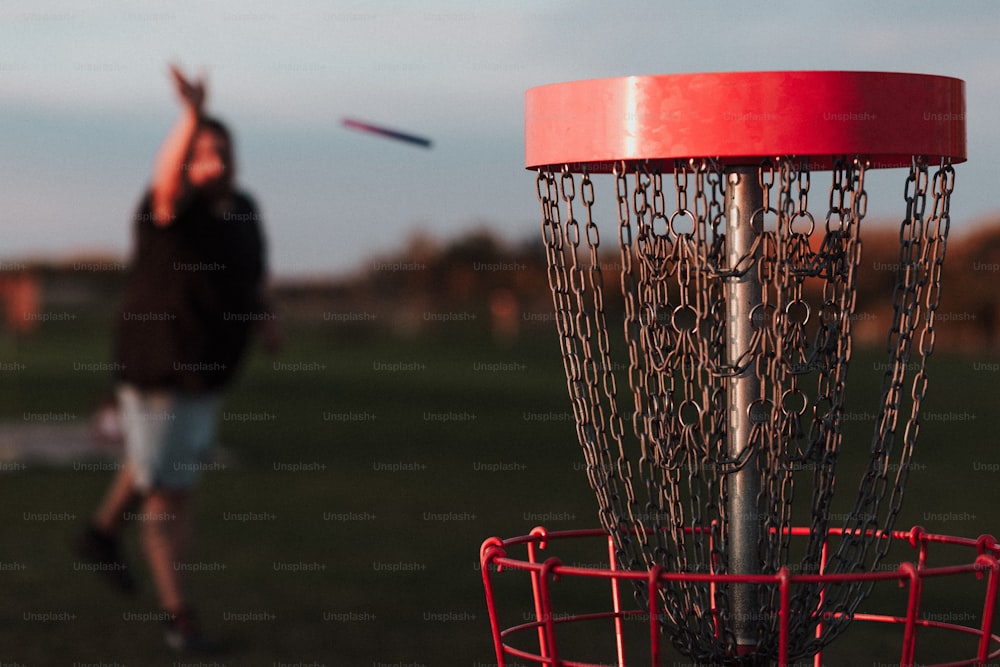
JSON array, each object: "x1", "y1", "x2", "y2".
[{"x1": 0, "y1": 319, "x2": 997, "y2": 665}]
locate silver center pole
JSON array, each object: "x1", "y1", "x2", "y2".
[{"x1": 725, "y1": 167, "x2": 763, "y2": 652}]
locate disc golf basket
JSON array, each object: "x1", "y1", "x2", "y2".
[{"x1": 480, "y1": 71, "x2": 1000, "y2": 665}]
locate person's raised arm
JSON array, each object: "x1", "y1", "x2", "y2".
[{"x1": 150, "y1": 65, "x2": 206, "y2": 226}]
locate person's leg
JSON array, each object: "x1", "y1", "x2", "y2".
[
  {"x1": 140, "y1": 487, "x2": 194, "y2": 615},
  {"x1": 144, "y1": 484, "x2": 217, "y2": 652},
  {"x1": 76, "y1": 389, "x2": 148, "y2": 594},
  {"x1": 144, "y1": 391, "x2": 221, "y2": 652},
  {"x1": 92, "y1": 462, "x2": 141, "y2": 537}
]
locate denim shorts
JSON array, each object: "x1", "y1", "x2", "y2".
[{"x1": 117, "y1": 384, "x2": 222, "y2": 491}]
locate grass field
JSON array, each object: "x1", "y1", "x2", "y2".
[{"x1": 0, "y1": 312, "x2": 997, "y2": 665}]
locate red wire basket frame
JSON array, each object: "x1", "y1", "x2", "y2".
[{"x1": 480, "y1": 526, "x2": 1000, "y2": 667}]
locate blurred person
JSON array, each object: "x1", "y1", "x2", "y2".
[{"x1": 74, "y1": 64, "x2": 280, "y2": 653}]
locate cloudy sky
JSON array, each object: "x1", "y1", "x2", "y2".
[{"x1": 1, "y1": 0, "x2": 998, "y2": 277}]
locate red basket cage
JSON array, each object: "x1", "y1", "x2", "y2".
[{"x1": 480, "y1": 526, "x2": 1000, "y2": 667}]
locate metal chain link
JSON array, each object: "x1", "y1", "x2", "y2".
[
  {"x1": 828, "y1": 158, "x2": 953, "y2": 599},
  {"x1": 536, "y1": 155, "x2": 953, "y2": 664}
]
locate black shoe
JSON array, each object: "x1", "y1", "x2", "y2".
[
  {"x1": 72, "y1": 523, "x2": 136, "y2": 595},
  {"x1": 164, "y1": 607, "x2": 220, "y2": 654}
]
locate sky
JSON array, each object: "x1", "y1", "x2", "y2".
[{"x1": 1, "y1": 0, "x2": 999, "y2": 278}]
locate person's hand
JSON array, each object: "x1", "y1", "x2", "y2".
[{"x1": 169, "y1": 64, "x2": 205, "y2": 113}]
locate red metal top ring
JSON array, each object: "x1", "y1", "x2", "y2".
[{"x1": 525, "y1": 71, "x2": 966, "y2": 172}]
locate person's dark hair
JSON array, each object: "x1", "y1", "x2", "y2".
[
  {"x1": 198, "y1": 115, "x2": 235, "y2": 183},
  {"x1": 200, "y1": 116, "x2": 232, "y2": 145}
]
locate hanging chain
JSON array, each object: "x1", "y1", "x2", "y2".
[
  {"x1": 539, "y1": 168, "x2": 633, "y2": 551},
  {"x1": 536, "y1": 155, "x2": 952, "y2": 665},
  {"x1": 831, "y1": 158, "x2": 953, "y2": 580}
]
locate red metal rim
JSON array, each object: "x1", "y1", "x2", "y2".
[
  {"x1": 525, "y1": 71, "x2": 967, "y2": 172},
  {"x1": 480, "y1": 526, "x2": 1000, "y2": 667}
]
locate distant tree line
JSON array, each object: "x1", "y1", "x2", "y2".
[{"x1": 4, "y1": 221, "x2": 999, "y2": 350}]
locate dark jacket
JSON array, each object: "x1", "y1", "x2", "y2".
[{"x1": 113, "y1": 190, "x2": 267, "y2": 392}]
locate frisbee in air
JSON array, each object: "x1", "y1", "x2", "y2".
[{"x1": 342, "y1": 118, "x2": 432, "y2": 149}]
